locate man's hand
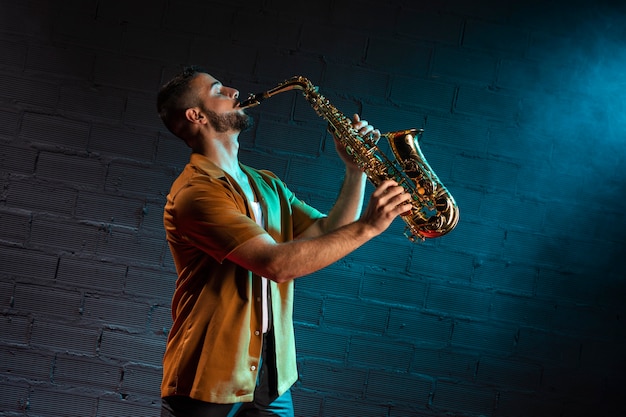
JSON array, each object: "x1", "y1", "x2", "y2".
[
  {"x1": 333, "y1": 114, "x2": 381, "y2": 172},
  {"x1": 358, "y1": 180, "x2": 412, "y2": 236}
]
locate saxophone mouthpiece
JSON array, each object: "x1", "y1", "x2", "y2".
[{"x1": 238, "y1": 93, "x2": 264, "y2": 109}]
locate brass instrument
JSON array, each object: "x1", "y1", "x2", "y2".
[{"x1": 239, "y1": 76, "x2": 459, "y2": 241}]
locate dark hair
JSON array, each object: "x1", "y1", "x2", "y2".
[{"x1": 156, "y1": 65, "x2": 208, "y2": 137}]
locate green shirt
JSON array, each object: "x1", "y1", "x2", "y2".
[{"x1": 161, "y1": 153, "x2": 324, "y2": 403}]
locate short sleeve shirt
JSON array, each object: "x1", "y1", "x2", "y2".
[{"x1": 161, "y1": 153, "x2": 324, "y2": 404}]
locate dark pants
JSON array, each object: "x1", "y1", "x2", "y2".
[{"x1": 161, "y1": 330, "x2": 294, "y2": 417}]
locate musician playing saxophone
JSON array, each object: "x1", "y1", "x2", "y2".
[{"x1": 157, "y1": 66, "x2": 411, "y2": 417}]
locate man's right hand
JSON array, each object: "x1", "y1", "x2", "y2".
[{"x1": 358, "y1": 180, "x2": 412, "y2": 236}]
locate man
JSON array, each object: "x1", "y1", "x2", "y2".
[{"x1": 157, "y1": 66, "x2": 411, "y2": 417}]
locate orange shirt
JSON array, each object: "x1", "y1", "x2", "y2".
[{"x1": 161, "y1": 153, "x2": 324, "y2": 404}]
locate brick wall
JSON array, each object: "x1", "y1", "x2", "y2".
[{"x1": 1, "y1": 0, "x2": 625, "y2": 416}]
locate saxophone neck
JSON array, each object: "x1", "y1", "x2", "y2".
[{"x1": 239, "y1": 76, "x2": 314, "y2": 109}]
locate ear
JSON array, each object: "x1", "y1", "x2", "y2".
[{"x1": 184, "y1": 108, "x2": 205, "y2": 124}]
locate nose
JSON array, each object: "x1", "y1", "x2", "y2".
[{"x1": 224, "y1": 87, "x2": 239, "y2": 99}]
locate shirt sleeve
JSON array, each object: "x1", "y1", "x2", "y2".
[{"x1": 168, "y1": 176, "x2": 267, "y2": 263}]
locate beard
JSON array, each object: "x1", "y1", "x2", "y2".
[{"x1": 203, "y1": 107, "x2": 253, "y2": 133}]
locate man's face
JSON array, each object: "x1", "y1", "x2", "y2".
[{"x1": 191, "y1": 73, "x2": 252, "y2": 133}]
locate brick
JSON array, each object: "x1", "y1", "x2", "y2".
[
  {"x1": 432, "y1": 46, "x2": 498, "y2": 84},
  {"x1": 297, "y1": 264, "x2": 362, "y2": 298},
  {"x1": 387, "y1": 309, "x2": 453, "y2": 345},
  {"x1": 105, "y1": 161, "x2": 175, "y2": 197},
  {"x1": 324, "y1": 65, "x2": 389, "y2": 99},
  {"x1": 291, "y1": 391, "x2": 322, "y2": 417},
  {"x1": 462, "y1": 19, "x2": 529, "y2": 55},
  {"x1": 300, "y1": 24, "x2": 367, "y2": 63},
  {"x1": 254, "y1": 51, "x2": 324, "y2": 84},
  {"x1": 487, "y1": 125, "x2": 552, "y2": 162},
  {"x1": 120, "y1": 364, "x2": 161, "y2": 397},
  {"x1": 0, "y1": 108, "x2": 21, "y2": 137},
  {"x1": 29, "y1": 217, "x2": 100, "y2": 254},
  {"x1": 365, "y1": 36, "x2": 433, "y2": 77},
  {"x1": 25, "y1": 44, "x2": 93, "y2": 80},
  {"x1": 473, "y1": 260, "x2": 536, "y2": 294},
  {"x1": 452, "y1": 154, "x2": 519, "y2": 190},
  {"x1": 298, "y1": 360, "x2": 367, "y2": 396},
  {"x1": 0, "y1": 38, "x2": 27, "y2": 69},
  {"x1": 361, "y1": 271, "x2": 427, "y2": 306},
  {"x1": 13, "y1": 284, "x2": 82, "y2": 319},
  {"x1": 323, "y1": 397, "x2": 389, "y2": 417},
  {"x1": 349, "y1": 237, "x2": 412, "y2": 271},
  {"x1": 455, "y1": 85, "x2": 520, "y2": 121},
  {"x1": 515, "y1": 327, "x2": 580, "y2": 367},
  {"x1": 53, "y1": 354, "x2": 121, "y2": 389},
  {"x1": 75, "y1": 191, "x2": 145, "y2": 228},
  {"x1": 236, "y1": 12, "x2": 300, "y2": 52},
  {"x1": 188, "y1": 39, "x2": 258, "y2": 79},
  {"x1": 427, "y1": 283, "x2": 492, "y2": 319},
  {"x1": 0, "y1": 380, "x2": 29, "y2": 412},
  {"x1": 94, "y1": 228, "x2": 165, "y2": 265},
  {"x1": 323, "y1": 298, "x2": 388, "y2": 334},
  {"x1": 349, "y1": 336, "x2": 413, "y2": 371},
  {"x1": 0, "y1": 346, "x2": 52, "y2": 380},
  {"x1": 121, "y1": 26, "x2": 190, "y2": 63},
  {"x1": 285, "y1": 156, "x2": 343, "y2": 194},
  {"x1": 99, "y1": 330, "x2": 165, "y2": 366},
  {"x1": 366, "y1": 370, "x2": 431, "y2": 405},
  {"x1": 125, "y1": 266, "x2": 176, "y2": 301},
  {"x1": 294, "y1": 326, "x2": 348, "y2": 361},
  {"x1": 411, "y1": 347, "x2": 478, "y2": 379},
  {"x1": 255, "y1": 118, "x2": 323, "y2": 158},
  {"x1": 451, "y1": 321, "x2": 516, "y2": 355},
  {"x1": 0, "y1": 73, "x2": 59, "y2": 108},
  {"x1": 0, "y1": 246, "x2": 58, "y2": 280},
  {"x1": 409, "y1": 247, "x2": 474, "y2": 282},
  {"x1": 476, "y1": 356, "x2": 542, "y2": 390},
  {"x1": 148, "y1": 304, "x2": 172, "y2": 337},
  {"x1": 56, "y1": 257, "x2": 125, "y2": 291},
  {"x1": 94, "y1": 52, "x2": 162, "y2": 93},
  {"x1": 440, "y1": 218, "x2": 505, "y2": 256},
  {"x1": 95, "y1": 397, "x2": 162, "y2": 417},
  {"x1": 154, "y1": 134, "x2": 191, "y2": 168},
  {"x1": 5, "y1": 180, "x2": 77, "y2": 216},
  {"x1": 28, "y1": 387, "x2": 97, "y2": 417},
  {"x1": 53, "y1": 13, "x2": 123, "y2": 50},
  {"x1": 30, "y1": 321, "x2": 99, "y2": 355},
  {"x1": 360, "y1": 102, "x2": 427, "y2": 137},
  {"x1": 57, "y1": 87, "x2": 126, "y2": 123},
  {"x1": 481, "y1": 193, "x2": 546, "y2": 230},
  {"x1": 391, "y1": 76, "x2": 456, "y2": 112},
  {"x1": 293, "y1": 292, "x2": 322, "y2": 325},
  {"x1": 0, "y1": 314, "x2": 31, "y2": 345},
  {"x1": 424, "y1": 114, "x2": 490, "y2": 154},
  {"x1": 396, "y1": 9, "x2": 463, "y2": 44},
  {"x1": 432, "y1": 380, "x2": 494, "y2": 416},
  {"x1": 0, "y1": 210, "x2": 30, "y2": 244},
  {"x1": 0, "y1": 142, "x2": 38, "y2": 175},
  {"x1": 491, "y1": 293, "x2": 556, "y2": 327},
  {"x1": 82, "y1": 294, "x2": 151, "y2": 330},
  {"x1": 125, "y1": 93, "x2": 163, "y2": 129},
  {"x1": 36, "y1": 152, "x2": 106, "y2": 188}
]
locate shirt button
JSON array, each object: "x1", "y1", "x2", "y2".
[
  {"x1": 254, "y1": 330, "x2": 260, "y2": 336},
  {"x1": 250, "y1": 365, "x2": 257, "y2": 371}
]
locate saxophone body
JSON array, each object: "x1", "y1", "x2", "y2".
[{"x1": 239, "y1": 76, "x2": 459, "y2": 241}]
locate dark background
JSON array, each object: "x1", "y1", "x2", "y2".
[{"x1": 1, "y1": 0, "x2": 625, "y2": 416}]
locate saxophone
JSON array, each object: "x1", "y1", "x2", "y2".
[{"x1": 239, "y1": 76, "x2": 459, "y2": 242}]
